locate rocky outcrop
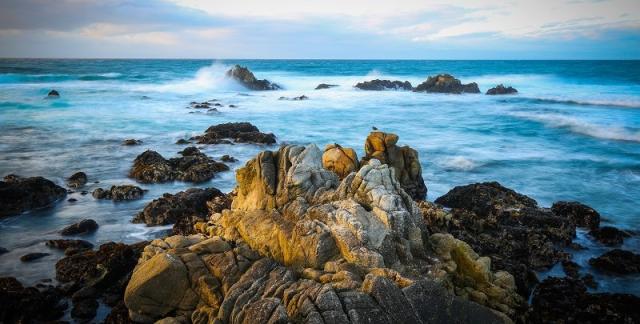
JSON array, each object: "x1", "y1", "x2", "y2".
[
  {"x1": 321, "y1": 144, "x2": 358, "y2": 179},
  {"x1": 60, "y1": 219, "x2": 99, "y2": 236},
  {"x1": 551, "y1": 201, "x2": 600, "y2": 229},
  {"x1": 486, "y1": 85, "x2": 518, "y2": 95},
  {"x1": 193, "y1": 122, "x2": 276, "y2": 145},
  {"x1": 47, "y1": 89, "x2": 60, "y2": 98},
  {"x1": 122, "y1": 139, "x2": 142, "y2": 146},
  {"x1": 0, "y1": 174, "x2": 67, "y2": 217},
  {"x1": 0, "y1": 277, "x2": 66, "y2": 323},
  {"x1": 589, "y1": 226, "x2": 631, "y2": 246},
  {"x1": 362, "y1": 131, "x2": 427, "y2": 201},
  {"x1": 124, "y1": 234, "x2": 510, "y2": 323},
  {"x1": 355, "y1": 80, "x2": 413, "y2": 91},
  {"x1": 434, "y1": 182, "x2": 537, "y2": 217},
  {"x1": 67, "y1": 171, "x2": 88, "y2": 188},
  {"x1": 315, "y1": 83, "x2": 338, "y2": 90},
  {"x1": 129, "y1": 147, "x2": 228, "y2": 183},
  {"x1": 225, "y1": 65, "x2": 281, "y2": 90},
  {"x1": 529, "y1": 277, "x2": 640, "y2": 323},
  {"x1": 93, "y1": 185, "x2": 145, "y2": 201},
  {"x1": 414, "y1": 74, "x2": 480, "y2": 94},
  {"x1": 589, "y1": 249, "x2": 640, "y2": 274}
]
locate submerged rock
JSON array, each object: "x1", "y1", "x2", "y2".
[
  {"x1": 0, "y1": 174, "x2": 67, "y2": 218},
  {"x1": 122, "y1": 139, "x2": 142, "y2": 146},
  {"x1": 129, "y1": 147, "x2": 228, "y2": 183},
  {"x1": 47, "y1": 89, "x2": 60, "y2": 98},
  {"x1": 486, "y1": 84, "x2": 518, "y2": 95},
  {"x1": 193, "y1": 122, "x2": 276, "y2": 145},
  {"x1": 60, "y1": 219, "x2": 99, "y2": 236},
  {"x1": 589, "y1": 249, "x2": 640, "y2": 274},
  {"x1": 20, "y1": 252, "x2": 50, "y2": 262},
  {"x1": 67, "y1": 171, "x2": 88, "y2": 188},
  {"x1": 355, "y1": 79, "x2": 412, "y2": 91},
  {"x1": 315, "y1": 83, "x2": 338, "y2": 90},
  {"x1": 0, "y1": 247, "x2": 7, "y2": 254},
  {"x1": 414, "y1": 74, "x2": 480, "y2": 94},
  {"x1": 589, "y1": 226, "x2": 630, "y2": 246},
  {"x1": 278, "y1": 95, "x2": 308, "y2": 100},
  {"x1": 551, "y1": 200, "x2": 600, "y2": 229},
  {"x1": 46, "y1": 239, "x2": 93, "y2": 255},
  {"x1": 0, "y1": 277, "x2": 67, "y2": 322},
  {"x1": 225, "y1": 65, "x2": 280, "y2": 90},
  {"x1": 93, "y1": 185, "x2": 145, "y2": 201},
  {"x1": 220, "y1": 154, "x2": 237, "y2": 163}
]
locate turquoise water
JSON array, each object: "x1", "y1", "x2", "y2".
[{"x1": 0, "y1": 59, "x2": 639, "y2": 293}]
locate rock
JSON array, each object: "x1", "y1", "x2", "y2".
[
  {"x1": 225, "y1": 65, "x2": 280, "y2": 90},
  {"x1": 123, "y1": 139, "x2": 142, "y2": 146},
  {"x1": 220, "y1": 155, "x2": 237, "y2": 163},
  {"x1": 194, "y1": 122, "x2": 276, "y2": 145},
  {"x1": 315, "y1": 83, "x2": 338, "y2": 90},
  {"x1": 175, "y1": 139, "x2": 190, "y2": 145},
  {"x1": 104, "y1": 301, "x2": 135, "y2": 324},
  {"x1": 68, "y1": 198, "x2": 77, "y2": 202},
  {"x1": 581, "y1": 274, "x2": 598, "y2": 288},
  {"x1": 0, "y1": 174, "x2": 67, "y2": 217},
  {"x1": 322, "y1": 144, "x2": 358, "y2": 179},
  {"x1": 486, "y1": 84, "x2": 518, "y2": 95},
  {"x1": 20, "y1": 252, "x2": 50, "y2": 262},
  {"x1": 92, "y1": 185, "x2": 145, "y2": 201},
  {"x1": 589, "y1": 226, "x2": 630, "y2": 246},
  {"x1": 562, "y1": 260, "x2": 580, "y2": 278},
  {"x1": 589, "y1": 249, "x2": 640, "y2": 274},
  {"x1": 414, "y1": 74, "x2": 480, "y2": 94},
  {"x1": 47, "y1": 89, "x2": 60, "y2": 98},
  {"x1": 189, "y1": 101, "x2": 211, "y2": 109},
  {"x1": 278, "y1": 95, "x2": 308, "y2": 100},
  {"x1": 129, "y1": 148, "x2": 228, "y2": 183},
  {"x1": 529, "y1": 277, "x2": 640, "y2": 323},
  {"x1": 362, "y1": 131, "x2": 427, "y2": 200},
  {"x1": 133, "y1": 188, "x2": 226, "y2": 228},
  {"x1": 355, "y1": 79, "x2": 412, "y2": 91},
  {"x1": 71, "y1": 297, "x2": 99, "y2": 320},
  {"x1": 60, "y1": 219, "x2": 99, "y2": 236},
  {"x1": 551, "y1": 201, "x2": 600, "y2": 229},
  {"x1": 435, "y1": 181, "x2": 537, "y2": 218},
  {"x1": 46, "y1": 239, "x2": 93, "y2": 254},
  {"x1": 67, "y1": 171, "x2": 88, "y2": 188},
  {"x1": 228, "y1": 104, "x2": 237, "y2": 108},
  {"x1": 0, "y1": 277, "x2": 66, "y2": 322},
  {"x1": 0, "y1": 247, "x2": 7, "y2": 254}
]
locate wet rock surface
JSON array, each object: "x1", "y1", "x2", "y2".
[
  {"x1": 279, "y1": 95, "x2": 309, "y2": 100},
  {"x1": 226, "y1": 65, "x2": 281, "y2": 90},
  {"x1": 67, "y1": 171, "x2": 88, "y2": 188},
  {"x1": 315, "y1": 83, "x2": 338, "y2": 90},
  {"x1": 93, "y1": 185, "x2": 145, "y2": 201},
  {"x1": 46, "y1": 239, "x2": 94, "y2": 255},
  {"x1": 129, "y1": 147, "x2": 229, "y2": 183},
  {"x1": 0, "y1": 174, "x2": 67, "y2": 217},
  {"x1": 0, "y1": 276, "x2": 67, "y2": 323},
  {"x1": 589, "y1": 249, "x2": 640, "y2": 274},
  {"x1": 122, "y1": 139, "x2": 142, "y2": 146},
  {"x1": 60, "y1": 219, "x2": 99, "y2": 236},
  {"x1": 47, "y1": 89, "x2": 60, "y2": 98},
  {"x1": 589, "y1": 226, "x2": 631, "y2": 246},
  {"x1": 414, "y1": 74, "x2": 480, "y2": 94},
  {"x1": 193, "y1": 122, "x2": 276, "y2": 145},
  {"x1": 355, "y1": 79, "x2": 413, "y2": 91},
  {"x1": 551, "y1": 200, "x2": 600, "y2": 229},
  {"x1": 20, "y1": 252, "x2": 50, "y2": 262},
  {"x1": 486, "y1": 84, "x2": 518, "y2": 95}
]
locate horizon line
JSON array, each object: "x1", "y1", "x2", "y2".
[{"x1": 1, "y1": 57, "x2": 639, "y2": 61}]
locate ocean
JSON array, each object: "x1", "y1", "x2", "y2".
[{"x1": 0, "y1": 59, "x2": 639, "y2": 295}]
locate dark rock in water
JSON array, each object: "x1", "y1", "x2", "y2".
[
  {"x1": 67, "y1": 171, "x2": 88, "y2": 188},
  {"x1": 0, "y1": 246, "x2": 7, "y2": 254},
  {"x1": 355, "y1": 79, "x2": 412, "y2": 91},
  {"x1": 225, "y1": 65, "x2": 280, "y2": 90},
  {"x1": 0, "y1": 174, "x2": 67, "y2": 218},
  {"x1": 60, "y1": 219, "x2": 99, "y2": 236},
  {"x1": 81, "y1": 190, "x2": 89, "y2": 195},
  {"x1": 529, "y1": 277, "x2": 640, "y2": 323},
  {"x1": 220, "y1": 154, "x2": 237, "y2": 162},
  {"x1": 189, "y1": 101, "x2": 211, "y2": 109},
  {"x1": 20, "y1": 252, "x2": 50, "y2": 262},
  {"x1": 92, "y1": 185, "x2": 144, "y2": 201},
  {"x1": 562, "y1": 260, "x2": 580, "y2": 278},
  {"x1": 552, "y1": 201, "x2": 600, "y2": 229},
  {"x1": 315, "y1": 83, "x2": 338, "y2": 90},
  {"x1": 122, "y1": 139, "x2": 142, "y2": 146},
  {"x1": 207, "y1": 108, "x2": 219, "y2": 113},
  {"x1": 129, "y1": 148, "x2": 228, "y2": 183},
  {"x1": 0, "y1": 277, "x2": 67, "y2": 322},
  {"x1": 194, "y1": 122, "x2": 276, "y2": 145},
  {"x1": 71, "y1": 297, "x2": 98, "y2": 320},
  {"x1": 414, "y1": 74, "x2": 480, "y2": 94},
  {"x1": 581, "y1": 274, "x2": 598, "y2": 288},
  {"x1": 486, "y1": 84, "x2": 518, "y2": 95},
  {"x1": 104, "y1": 301, "x2": 134, "y2": 324},
  {"x1": 46, "y1": 239, "x2": 94, "y2": 253},
  {"x1": 47, "y1": 89, "x2": 60, "y2": 98},
  {"x1": 279, "y1": 95, "x2": 309, "y2": 100},
  {"x1": 67, "y1": 198, "x2": 77, "y2": 202},
  {"x1": 133, "y1": 187, "x2": 226, "y2": 228},
  {"x1": 175, "y1": 138, "x2": 190, "y2": 145},
  {"x1": 589, "y1": 249, "x2": 640, "y2": 274},
  {"x1": 589, "y1": 226, "x2": 630, "y2": 246},
  {"x1": 228, "y1": 104, "x2": 238, "y2": 108}
]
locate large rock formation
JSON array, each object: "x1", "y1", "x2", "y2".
[
  {"x1": 129, "y1": 147, "x2": 228, "y2": 183},
  {"x1": 354, "y1": 80, "x2": 412, "y2": 91},
  {"x1": 225, "y1": 65, "x2": 281, "y2": 90},
  {"x1": 589, "y1": 249, "x2": 640, "y2": 274},
  {"x1": 0, "y1": 174, "x2": 67, "y2": 217},
  {"x1": 414, "y1": 74, "x2": 480, "y2": 94},
  {"x1": 362, "y1": 131, "x2": 427, "y2": 201},
  {"x1": 193, "y1": 122, "x2": 276, "y2": 145}
]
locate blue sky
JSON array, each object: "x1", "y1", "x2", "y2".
[{"x1": 0, "y1": 0, "x2": 638, "y2": 59}]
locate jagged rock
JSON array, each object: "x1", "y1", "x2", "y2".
[
  {"x1": 589, "y1": 249, "x2": 640, "y2": 274},
  {"x1": 93, "y1": 185, "x2": 145, "y2": 201},
  {"x1": 529, "y1": 277, "x2": 640, "y2": 323},
  {"x1": 47, "y1": 89, "x2": 60, "y2": 98},
  {"x1": 193, "y1": 122, "x2": 276, "y2": 145},
  {"x1": 225, "y1": 65, "x2": 280, "y2": 90},
  {"x1": 0, "y1": 277, "x2": 66, "y2": 322},
  {"x1": 0, "y1": 174, "x2": 67, "y2": 217},
  {"x1": 133, "y1": 188, "x2": 226, "y2": 228},
  {"x1": 20, "y1": 252, "x2": 50, "y2": 262},
  {"x1": 362, "y1": 131, "x2": 427, "y2": 200},
  {"x1": 67, "y1": 171, "x2": 88, "y2": 188},
  {"x1": 551, "y1": 201, "x2": 600, "y2": 229},
  {"x1": 315, "y1": 83, "x2": 338, "y2": 90},
  {"x1": 589, "y1": 226, "x2": 630, "y2": 246},
  {"x1": 414, "y1": 74, "x2": 480, "y2": 94},
  {"x1": 322, "y1": 144, "x2": 358, "y2": 179},
  {"x1": 486, "y1": 84, "x2": 518, "y2": 95},
  {"x1": 435, "y1": 181, "x2": 537, "y2": 217},
  {"x1": 355, "y1": 79, "x2": 412, "y2": 91},
  {"x1": 60, "y1": 219, "x2": 99, "y2": 236},
  {"x1": 129, "y1": 148, "x2": 228, "y2": 183}
]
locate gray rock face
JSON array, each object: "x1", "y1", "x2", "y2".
[
  {"x1": 0, "y1": 174, "x2": 67, "y2": 217},
  {"x1": 414, "y1": 74, "x2": 480, "y2": 94},
  {"x1": 225, "y1": 65, "x2": 281, "y2": 90},
  {"x1": 355, "y1": 79, "x2": 413, "y2": 91}
]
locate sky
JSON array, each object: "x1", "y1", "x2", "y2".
[{"x1": 0, "y1": 0, "x2": 639, "y2": 59}]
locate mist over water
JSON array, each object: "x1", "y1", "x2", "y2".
[{"x1": 0, "y1": 59, "x2": 639, "y2": 294}]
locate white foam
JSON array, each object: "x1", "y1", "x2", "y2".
[
  {"x1": 440, "y1": 156, "x2": 479, "y2": 171},
  {"x1": 134, "y1": 62, "x2": 244, "y2": 94}
]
